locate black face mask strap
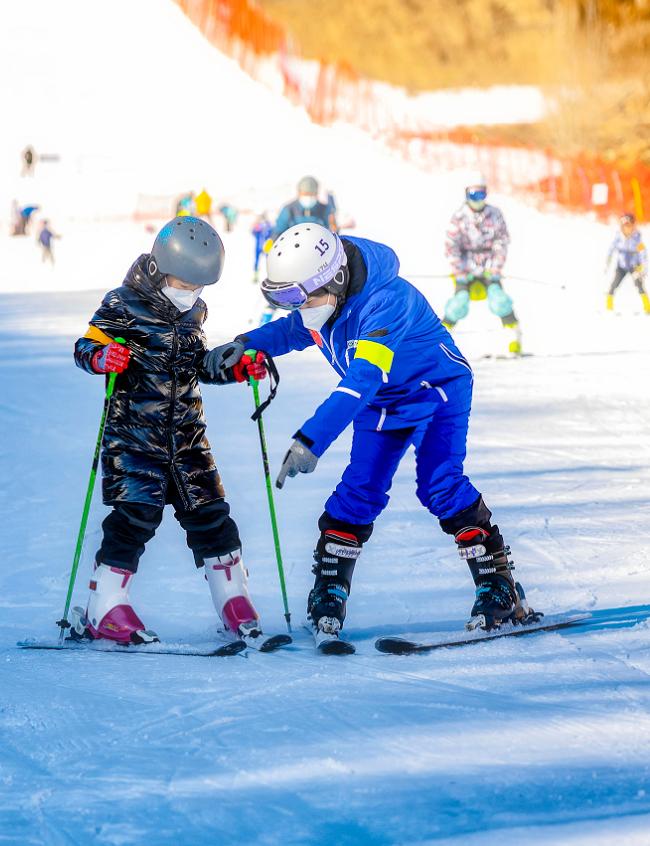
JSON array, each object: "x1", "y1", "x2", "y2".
[{"x1": 250, "y1": 353, "x2": 280, "y2": 421}]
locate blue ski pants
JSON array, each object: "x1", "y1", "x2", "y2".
[{"x1": 324, "y1": 377, "x2": 481, "y2": 529}]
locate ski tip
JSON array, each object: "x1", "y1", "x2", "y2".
[
  {"x1": 213, "y1": 640, "x2": 247, "y2": 657},
  {"x1": 317, "y1": 639, "x2": 356, "y2": 655},
  {"x1": 17, "y1": 639, "x2": 63, "y2": 650},
  {"x1": 374, "y1": 637, "x2": 419, "y2": 655},
  {"x1": 259, "y1": 634, "x2": 293, "y2": 653}
]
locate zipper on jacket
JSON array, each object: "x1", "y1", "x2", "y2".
[
  {"x1": 329, "y1": 323, "x2": 345, "y2": 374},
  {"x1": 168, "y1": 323, "x2": 191, "y2": 510},
  {"x1": 320, "y1": 324, "x2": 346, "y2": 377}
]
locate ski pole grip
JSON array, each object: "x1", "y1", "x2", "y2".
[
  {"x1": 244, "y1": 349, "x2": 258, "y2": 387},
  {"x1": 248, "y1": 351, "x2": 280, "y2": 422},
  {"x1": 106, "y1": 337, "x2": 126, "y2": 399}
]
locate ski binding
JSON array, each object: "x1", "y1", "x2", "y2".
[
  {"x1": 237, "y1": 621, "x2": 292, "y2": 652},
  {"x1": 304, "y1": 618, "x2": 355, "y2": 655}
]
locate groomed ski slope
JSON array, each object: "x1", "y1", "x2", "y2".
[{"x1": 2, "y1": 2, "x2": 650, "y2": 845}]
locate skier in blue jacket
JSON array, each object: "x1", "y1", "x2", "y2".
[
  {"x1": 258, "y1": 177, "x2": 338, "y2": 325},
  {"x1": 271, "y1": 175, "x2": 337, "y2": 241},
  {"x1": 204, "y1": 224, "x2": 534, "y2": 644}
]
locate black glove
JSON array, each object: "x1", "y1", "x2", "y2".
[
  {"x1": 276, "y1": 440, "x2": 319, "y2": 489},
  {"x1": 203, "y1": 340, "x2": 245, "y2": 383}
]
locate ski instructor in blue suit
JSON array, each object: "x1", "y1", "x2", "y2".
[{"x1": 204, "y1": 223, "x2": 533, "y2": 643}]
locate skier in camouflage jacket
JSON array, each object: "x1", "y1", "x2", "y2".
[{"x1": 443, "y1": 173, "x2": 521, "y2": 353}]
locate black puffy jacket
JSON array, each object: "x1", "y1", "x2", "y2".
[{"x1": 74, "y1": 255, "x2": 224, "y2": 510}]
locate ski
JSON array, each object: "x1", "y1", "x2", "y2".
[
  {"x1": 239, "y1": 631, "x2": 293, "y2": 652},
  {"x1": 17, "y1": 637, "x2": 247, "y2": 657},
  {"x1": 19, "y1": 629, "x2": 293, "y2": 656},
  {"x1": 303, "y1": 621, "x2": 356, "y2": 655},
  {"x1": 374, "y1": 613, "x2": 590, "y2": 654}
]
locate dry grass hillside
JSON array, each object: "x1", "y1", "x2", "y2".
[{"x1": 259, "y1": 0, "x2": 650, "y2": 164}]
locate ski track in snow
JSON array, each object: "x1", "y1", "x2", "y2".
[{"x1": 2, "y1": 1, "x2": 650, "y2": 844}]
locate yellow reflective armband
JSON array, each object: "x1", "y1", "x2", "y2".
[
  {"x1": 354, "y1": 339, "x2": 394, "y2": 374},
  {"x1": 84, "y1": 325, "x2": 114, "y2": 345}
]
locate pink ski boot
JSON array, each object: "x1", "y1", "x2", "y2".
[
  {"x1": 73, "y1": 562, "x2": 158, "y2": 645},
  {"x1": 204, "y1": 548, "x2": 265, "y2": 648}
]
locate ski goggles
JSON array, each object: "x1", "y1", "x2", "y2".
[
  {"x1": 261, "y1": 280, "x2": 313, "y2": 310},
  {"x1": 261, "y1": 239, "x2": 346, "y2": 311},
  {"x1": 466, "y1": 188, "x2": 487, "y2": 202}
]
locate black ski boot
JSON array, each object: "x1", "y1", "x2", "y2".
[
  {"x1": 307, "y1": 529, "x2": 361, "y2": 638},
  {"x1": 455, "y1": 524, "x2": 520, "y2": 630}
]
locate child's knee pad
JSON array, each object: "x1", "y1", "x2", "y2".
[
  {"x1": 444, "y1": 290, "x2": 470, "y2": 324},
  {"x1": 487, "y1": 283, "x2": 514, "y2": 318}
]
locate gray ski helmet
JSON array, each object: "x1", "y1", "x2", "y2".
[
  {"x1": 149, "y1": 216, "x2": 225, "y2": 286},
  {"x1": 297, "y1": 175, "x2": 319, "y2": 194}
]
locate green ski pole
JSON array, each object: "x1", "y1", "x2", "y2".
[
  {"x1": 246, "y1": 351, "x2": 291, "y2": 632},
  {"x1": 56, "y1": 337, "x2": 125, "y2": 642}
]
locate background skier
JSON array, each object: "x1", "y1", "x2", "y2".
[
  {"x1": 444, "y1": 171, "x2": 521, "y2": 354},
  {"x1": 605, "y1": 212, "x2": 649, "y2": 314},
  {"x1": 72, "y1": 217, "x2": 270, "y2": 648},
  {"x1": 37, "y1": 218, "x2": 59, "y2": 265},
  {"x1": 259, "y1": 177, "x2": 338, "y2": 326},
  {"x1": 204, "y1": 223, "x2": 535, "y2": 649},
  {"x1": 219, "y1": 202, "x2": 238, "y2": 232},
  {"x1": 270, "y1": 175, "x2": 337, "y2": 241},
  {"x1": 194, "y1": 187, "x2": 214, "y2": 224},
  {"x1": 11, "y1": 202, "x2": 39, "y2": 236},
  {"x1": 175, "y1": 191, "x2": 195, "y2": 216},
  {"x1": 251, "y1": 212, "x2": 273, "y2": 284},
  {"x1": 21, "y1": 144, "x2": 36, "y2": 176}
]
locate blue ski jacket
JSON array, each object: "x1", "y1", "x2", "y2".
[
  {"x1": 271, "y1": 199, "x2": 334, "y2": 240},
  {"x1": 240, "y1": 236, "x2": 473, "y2": 457}
]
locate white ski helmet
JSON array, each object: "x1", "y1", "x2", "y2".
[{"x1": 262, "y1": 223, "x2": 347, "y2": 309}]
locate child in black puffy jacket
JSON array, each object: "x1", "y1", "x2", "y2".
[{"x1": 72, "y1": 216, "x2": 270, "y2": 649}]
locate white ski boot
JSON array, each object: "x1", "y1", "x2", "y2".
[
  {"x1": 75, "y1": 562, "x2": 158, "y2": 645},
  {"x1": 204, "y1": 549, "x2": 266, "y2": 649}
]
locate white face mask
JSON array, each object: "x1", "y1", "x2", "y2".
[
  {"x1": 299, "y1": 195, "x2": 317, "y2": 210},
  {"x1": 300, "y1": 296, "x2": 336, "y2": 331},
  {"x1": 162, "y1": 284, "x2": 203, "y2": 312}
]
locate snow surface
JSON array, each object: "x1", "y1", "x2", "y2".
[{"x1": 1, "y1": 2, "x2": 650, "y2": 845}]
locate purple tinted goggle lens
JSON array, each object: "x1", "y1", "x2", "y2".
[
  {"x1": 466, "y1": 189, "x2": 487, "y2": 202},
  {"x1": 261, "y1": 281, "x2": 308, "y2": 310}
]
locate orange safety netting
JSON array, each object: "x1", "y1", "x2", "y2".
[{"x1": 174, "y1": 0, "x2": 649, "y2": 222}]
